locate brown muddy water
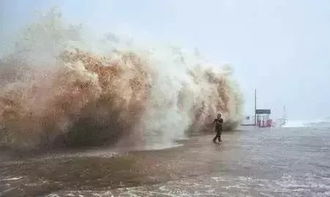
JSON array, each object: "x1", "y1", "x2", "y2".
[{"x1": 1, "y1": 127, "x2": 330, "y2": 197}]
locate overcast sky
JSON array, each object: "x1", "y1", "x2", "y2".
[{"x1": 1, "y1": 0, "x2": 330, "y2": 120}]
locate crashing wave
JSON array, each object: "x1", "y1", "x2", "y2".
[{"x1": 0, "y1": 9, "x2": 243, "y2": 150}]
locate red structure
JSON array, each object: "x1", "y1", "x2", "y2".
[{"x1": 256, "y1": 109, "x2": 272, "y2": 127}]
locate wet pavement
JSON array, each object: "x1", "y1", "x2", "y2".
[{"x1": 1, "y1": 127, "x2": 330, "y2": 196}]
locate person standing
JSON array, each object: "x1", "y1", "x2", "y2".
[{"x1": 213, "y1": 113, "x2": 223, "y2": 143}]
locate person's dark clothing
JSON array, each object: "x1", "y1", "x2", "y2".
[{"x1": 213, "y1": 118, "x2": 223, "y2": 143}]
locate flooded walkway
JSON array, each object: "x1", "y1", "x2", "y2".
[{"x1": 1, "y1": 127, "x2": 330, "y2": 196}]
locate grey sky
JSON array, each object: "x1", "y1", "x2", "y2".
[{"x1": 1, "y1": 0, "x2": 330, "y2": 120}]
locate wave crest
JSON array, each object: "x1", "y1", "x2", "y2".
[{"x1": 0, "y1": 10, "x2": 243, "y2": 150}]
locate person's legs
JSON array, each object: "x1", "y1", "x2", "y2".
[
  {"x1": 213, "y1": 127, "x2": 219, "y2": 143},
  {"x1": 213, "y1": 134, "x2": 218, "y2": 143},
  {"x1": 217, "y1": 131, "x2": 222, "y2": 142}
]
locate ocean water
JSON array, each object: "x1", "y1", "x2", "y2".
[{"x1": 1, "y1": 126, "x2": 330, "y2": 196}]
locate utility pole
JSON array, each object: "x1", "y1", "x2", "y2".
[{"x1": 254, "y1": 89, "x2": 257, "y2": 126}]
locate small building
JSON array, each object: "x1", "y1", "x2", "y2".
[{"x1": 256, "y1": 109, "x2": 272, "y2": 127}]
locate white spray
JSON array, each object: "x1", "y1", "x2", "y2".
[{"x1": 0, "y1": 9, "x2": 243, "y2": 150}]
